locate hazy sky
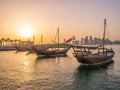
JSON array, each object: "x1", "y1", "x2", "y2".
[{"x1": 0, "y1": 0, "x2": 120, "y2": 43}]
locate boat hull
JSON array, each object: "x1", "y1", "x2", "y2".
[
  {"x1": 15, "y1": 46, "x2": 30, "y2": 52},
  {"x1": 33, "y1": 46, "x2": 70, "y2": 57},
  {"x1": 78, "y1": 59, "x2": 114, "y2": 69},
  {"x1": 37, "y1": 53, "x2": 67, "y2": 58},
  {"x1": 35, "y1": 49, "x2": 69, "y2": 57},
  {"x1": 76, "y1": 54, "x2": 114, "y2": 64}
]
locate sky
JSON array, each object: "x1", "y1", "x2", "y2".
[{"x1": 0, "y1": 0, "x2": 120, "y2": 43}]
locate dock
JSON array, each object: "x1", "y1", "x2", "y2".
[{"x1": 0, "y1": 46, "x2": 16, "y2": 51}]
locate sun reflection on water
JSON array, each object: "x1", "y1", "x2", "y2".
[{"x1": 16, "y1": 54, "x2": 37, "y2": 82}]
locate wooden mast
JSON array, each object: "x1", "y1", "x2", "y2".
[
  {"x1": 57, "y1": 27, "x2": 59, "y2": 50},
  {"x1": 33, "y1": 35, "x2": 35, "y2": 44},
  {"x1": 103, "y1": 19, "x2": 106, "y2": 53},
  {"x1": 41, "y1": 34, "x2": 43, "y2": 46}
]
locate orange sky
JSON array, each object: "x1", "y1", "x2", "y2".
[{"x1": 0, "y1": 0, "x2": 120, "y2": 44}]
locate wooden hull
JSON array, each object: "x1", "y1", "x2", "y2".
[
  {"x1": 75, "y1": 52, "x2": 114, "y2": 64},
  {"x1": 78, "y1": 59, "x2": 114, "y2": 70},
  {"x1": 33, "y1": 46, "x2": 70, "y2": 57},
  {"x1": 15, "y1": 46, "x2": 30, "y2": 52},
  {"x1": 37, "y1": 50, "x2": 68, "y2": 56}
]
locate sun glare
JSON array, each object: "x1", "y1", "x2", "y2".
[{"x1": 20, "y1": 26, "x2": 33, "y2": 38}]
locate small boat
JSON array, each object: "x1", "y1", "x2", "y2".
[
  {"x1": 32, "y1": 28, "x2": 71, "y2": 57},
  {"x1": 32, "y1": 45, "x2": 70, "y2": 57},
  {"x1": 15, "y1": 45, "x2": 33, "y2": 52},
  {"x1": 15, "y1": 37, "x2": 35, "y2": 52},
  {"x1": 72, "y1": 19, "x2": 115, "y2": 67}
]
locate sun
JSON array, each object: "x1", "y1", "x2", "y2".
[{"x1": 20, "y1": 26, "x2": 33, "y2": 38}]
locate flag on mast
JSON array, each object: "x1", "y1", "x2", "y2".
[{"x1": 65, "y1": 36, "x2": 75, "y2": 43}]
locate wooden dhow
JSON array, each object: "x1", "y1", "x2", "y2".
[
  {"x1": 32, "y1": 28, "x2": 71, "y2": 57},
  {"x1": 72, "y1": 19, "x2": 115, "y2": 66}
]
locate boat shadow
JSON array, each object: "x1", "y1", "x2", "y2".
[
  {"x1": 78, "y1": 59, "x2": 114, "y2": 70},
  {"x1": 72, "y1": 62, "x2": 114, "y2": 90}
]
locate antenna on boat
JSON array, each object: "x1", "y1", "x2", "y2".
[{"x1": 103, "y1": 19, "x2": 106, "y2": 53}]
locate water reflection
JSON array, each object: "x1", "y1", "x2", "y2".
[
  {"x1": 22, "y1": 55, "x2": 36, "y2": 72},
  {"x1": 19, "y1": 55, "x2": 36, "y2": 82},
  {"x1": 72, "y1": 63, "x2": 120, "y2": 90},
  {"x1": 0, "y1": 46, "x2": 120, "y2": 90},
  {"x1": 36, "y1": 54, "x2": 68, "y2": 60}
]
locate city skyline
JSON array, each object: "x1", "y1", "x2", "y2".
[
  {"x1": 72, "y1": 35, "x2": 120, "y2": 45},
  {"x1": 0, "y1": 0, "x2": 120, "y2": 43}
]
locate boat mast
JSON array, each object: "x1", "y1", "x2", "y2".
[
  {"x1": 103, "y1": 19, "x2": 106, "y2": 53},
  {"x1": 57, "y1": 27, "x2": 59, "y2": 50},
  {"x1": 41, "y1": 34, "x2": 43, "y2": 46},
  {"x1": 33, "y1": 35, "x2": 35, "y2": 44}
]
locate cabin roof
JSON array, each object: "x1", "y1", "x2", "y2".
[{"x1": 72, "y1": 45, "x2": 99, "y2": 49}]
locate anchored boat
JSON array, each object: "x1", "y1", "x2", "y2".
[{"x1": 72, "y1": 19, "x2": 115, "y2": 66}]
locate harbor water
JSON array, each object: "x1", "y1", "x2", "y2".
[{"x1": 0, "y1": 45, "x2": 120, "y2": 90}]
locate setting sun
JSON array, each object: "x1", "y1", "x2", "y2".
[{"x1": 19, "y1": 26, "x2": 33, "y2": 38}]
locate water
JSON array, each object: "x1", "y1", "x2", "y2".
[{"x1": 0, "y1": 46, "x2": 120, "y2": 90}]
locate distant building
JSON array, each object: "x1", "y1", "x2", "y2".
[
  {"x1": 94, "y1": 37, "x2": 100, "y2": 45},
  {"x1": 78, "y1": 35, "x2": 120, "y2": 45},
  {"x1": 84, "y1": 36, "x2": 89, "y2": 45},
  {"x1": 89, "y1": 36, "x2": 93, "y2": 45},
  {"x1": 105, "y1": 39, "x2": 112, "y2": 45},
  {"x1": 81, "y1": 38, "x2": 84, "y2": 45},
  {"x1": 72, "y1": 40, "x2": 79, "y2": 45}
]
